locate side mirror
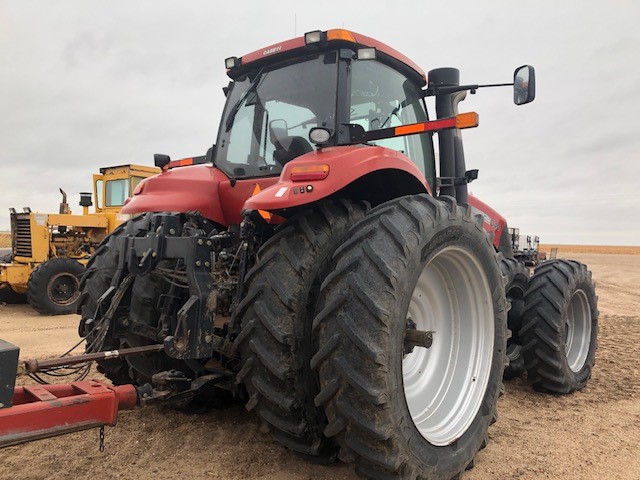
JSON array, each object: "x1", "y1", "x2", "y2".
[
  {"x1": 205, "y1": 145, "x2": 216, "y2": 163},
  {"x1": 514, "y1": 65, "x2": 536, "y2": 105},
  {"x1": 154, "y1": 153, "x2": 171, "y2": 170}
]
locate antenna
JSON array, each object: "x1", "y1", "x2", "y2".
[{"x1": 294, "y1": 13, "x2": 297, "y2": 36}]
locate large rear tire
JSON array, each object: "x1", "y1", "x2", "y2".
[
  {"x1": 27, "y1": 258, "x2": 84, "y2": 315},
  {"x1": 501, "y1": 257, "x2": 529, "y2": 380},
  {"x1": 520, "y1": 259, "x2": 598, "y2": 393},
  {"x1": 78, "y1": 215, "x2": 152, "y2": 385},
  {"x1": 235, "y1": 200, "x2": 367, "y2": 460},
  {"x1": 312, "y1": 195, "x2": 507, "y2": 479}
]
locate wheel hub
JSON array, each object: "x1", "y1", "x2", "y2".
[
  {"x1": 402, "y1": 246, "x2": 494, "y2": 446},
  {"x1": 565, "y1": 289, "x2": 592, "y2": 372},
  {"x1": 48, "y1": 273, "x2": 80, "y2": 306}
]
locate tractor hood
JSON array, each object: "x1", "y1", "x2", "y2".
[
  {"x1": 123, "y1": 164, "x2": 280, "y2": 226},
  {"x1": 123, "y1": 165, "x2": 229, "y2": 226}
]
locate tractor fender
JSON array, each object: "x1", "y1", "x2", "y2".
[
  {"x1": 468, "y1": 194, "x2": 507, "y2": 250},
  {"x1": 122, "y1": 165, "x2": 229, "y2": 226},
  {"x1": 243, "y1": 145, "x2": 430, "y2": 212}
]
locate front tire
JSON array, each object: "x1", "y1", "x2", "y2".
[
  {"x1": 520, "y1": 259, "x2": 598, "y2": 393},
  {"x1": 312, "y1": 195, "x2": 507, "y2": 479},
  {"x1": 27, "y1": 258, "x2": 84, "y2": 315}
]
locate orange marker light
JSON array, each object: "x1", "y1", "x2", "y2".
[
  {"x1": 455, "y1": 112, "x2": 479, "y2": 129},
  {"x1": 326, "y1": 29, "x2": 357, "y2": 43},
  {"x1": 167, "y1": 157, "x2": 195, "y2": 169},
  {"x1": 290, "y1": 164, "x2": 330, "y2": 182}
]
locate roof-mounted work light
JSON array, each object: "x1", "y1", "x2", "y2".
[
  {"x1": 304, "y1": 30, "x2": 323, "y2": 45},
  {"x1": 357, "y1": 48, "x2": 376, "y2": 60},
  {"x1": 225, "y1": 57, "x2": 240, "y2": 69}
]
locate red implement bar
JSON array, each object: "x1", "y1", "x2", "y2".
[{"x1": 0, "y1": 381, "x2": 137, "y2": 448}]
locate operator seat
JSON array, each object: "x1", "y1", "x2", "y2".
[{"x1": 270, "y1": 126, "x2": 313, "y2": 166}]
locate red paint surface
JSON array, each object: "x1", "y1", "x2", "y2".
[
  {"x1": 0, "y1": 381, "x2": 137, "y2": 446},
  {"x1": 235, "y1": 29, "x2": 426, "y2": 84},
  {"x1": 239, "y1": 37, "x2": 306, "y2": 67},
  {"x1": 468, "y1": 194, "x2": 507, "y2": 249},
  {"x1": 244, "y1": 145, "x2": 430, "y2": 211},
  {"x1": 122, "y1": 164, "x2": 280, "y2": 226},
  {"x1": 123, "y1": 165, "x2": 227, "y2": 224},
  {"x1": 218, "y1": 177, "x2": 280, "y2": 225}
]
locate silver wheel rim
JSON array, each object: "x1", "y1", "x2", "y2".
[
  {"x1": 565, "y1": 289, "x2": 591, "y2": 372},
  {"x1": 402, "y1": 246, "x2": 494, "y2": 446}
]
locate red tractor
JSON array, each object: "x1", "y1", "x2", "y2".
[{"x1": 2, "y1": 29, "x2": 599, "y2": 479}]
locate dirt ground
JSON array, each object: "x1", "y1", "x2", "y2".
[{"x1": 1, "y1": 250, "x2": 639, "y2": 479}]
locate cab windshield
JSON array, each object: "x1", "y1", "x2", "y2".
[{"x1": 216, "y1": 52, "x2": 338, "y2": 179}]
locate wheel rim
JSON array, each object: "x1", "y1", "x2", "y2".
[
  {"x1": 47, "y1": 272, "x2": 80, "y2": 306},
  {"x1": 402, "y1": 246, "x2": 494, "y2": 447},
  {"x1": 565, "y1": 289, "x2": 591, "y2": 372}
]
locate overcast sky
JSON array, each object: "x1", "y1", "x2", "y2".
[{"x1": 1, "y1": 1, "x2": 639, "y2": 244}]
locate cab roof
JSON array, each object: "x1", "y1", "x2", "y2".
[
  {"x1": 99, "y1": 164, "x2": 160, "y2": 175},
  {"x1": 227, "y1": 29, "x2": 426, "y2": 86}
]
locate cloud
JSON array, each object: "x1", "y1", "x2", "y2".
[{"x1": 0, "y1": 0, "x2": 638, "y2": 245}]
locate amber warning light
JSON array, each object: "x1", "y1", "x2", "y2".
[{"x1": 290, "y1": 164, "x2": 330, "y2": 182}]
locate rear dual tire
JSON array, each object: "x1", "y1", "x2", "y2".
[
  {"x1": 501, "y1": 258, "x2": 529, "y2": 380},
  {"x1": 78, "y1": 215, "x2": 150, "y2": 385},
  {"x1": 235, "y1": 200, "x2": 368, "y2": 460},
  {"x1": 312, "y1": 195, "x2": 507, "y2": 479}
]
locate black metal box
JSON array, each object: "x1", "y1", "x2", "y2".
[{"x1": 0, "y1": 339, "x2": 19, "y2": 409}]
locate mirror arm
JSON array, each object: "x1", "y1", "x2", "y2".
[
  {"x1": 425, "y1": 84, "x2": 478, "y2": 97},
  {"x1": 476, "y1": 82, "x2": 514, "y2": 88},
  {"x1": 425, "y1": 82, "x2": 513, "y2": 97}
]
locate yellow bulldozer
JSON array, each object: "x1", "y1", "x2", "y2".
[{"x1": 0, "y1": 164, "x2": 160, "y2": 314}]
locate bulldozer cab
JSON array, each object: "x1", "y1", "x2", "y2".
[{"x1": 93, "y1": 164, "x2": 159, "y2": 213}]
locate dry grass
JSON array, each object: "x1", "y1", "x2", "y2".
[
  {"x1": 540, "y1": 244, "x2": 640, "y2": 255},
  {"x1": 0, "y1": 233, "x2": 10, "y2": 248}
]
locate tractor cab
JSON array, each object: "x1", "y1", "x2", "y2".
[{"x1": 218, "y1": 29, "x2": 437, "y2": 189}]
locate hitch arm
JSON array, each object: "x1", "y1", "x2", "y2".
[{"x1": 0, "y1": 381, "x2": 138, "y2": 448}]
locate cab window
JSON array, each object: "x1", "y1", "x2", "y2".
[
  {"x1": 105, "y1": 179, "x2": 128, "y2": 207},
  {"x1": 131, "y1": 176, "x2": 145, "y2": 193},
  {"x1": 95, "y1": 179, "x2": 103, "y2": 209},
  {"x1": 349, "y1": 60, "x2": 435, "y2": 188}
]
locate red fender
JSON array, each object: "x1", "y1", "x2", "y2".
[
  {"x1": 468, "y1": 194, "x2": 507, "y2": 249},
  {"x1": 243, "y1": 145, "x2": 430, "y2": 212}
]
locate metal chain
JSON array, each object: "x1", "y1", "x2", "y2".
[{"x1": 99, "y1": 426, "x2": 105, "y2": 452}]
